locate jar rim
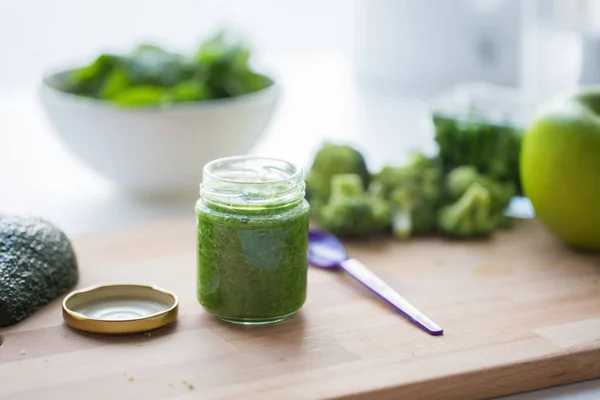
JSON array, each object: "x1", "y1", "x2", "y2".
[
  {"x1": 203, "y1": 155, "x2": 302, "y2": 185},
  {"x1": 200, "y1": 155, "x2": 305, "y2": 207}
]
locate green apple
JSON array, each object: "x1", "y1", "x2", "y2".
[{"x1": 521, "y1": 87, "x2": 600, "y2": 250}]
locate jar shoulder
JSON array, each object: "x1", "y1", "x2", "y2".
[{"x1": 195, "y1": 198, "x2": 310, "y2": 227}]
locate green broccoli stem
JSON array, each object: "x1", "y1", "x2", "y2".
[{"x1": 391, "y1": 208, "x2": 412, "y2": 240}]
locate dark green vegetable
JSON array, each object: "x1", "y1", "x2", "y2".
[
  {"x1": 370, "y1": 152, "x2": 443, "y2": 239},
  {"x1": 61, "y1": 31, "x2": 272, "y2": 107},
  {"x1": 438, "y1": 182, "x2": 496, "y2": 238},
  {"x1": 109, "y1": 86, "x2": 167, "y2": 106},
  {"x1": 314, "y1": 174, "x2": 390, "y2": 238},
  {"x1": 122, "y1": 44, "x2": 191, "y2": 88},
  {"x1": 0, "y1": 215, "x2": 78, "y2": 327},
  {"x1": 438, "y1": 166, "x2": 516, "y2": 238},
  {"x1": 433, "y1": 110, "x2": 523, "y2": 193},
  {"x1": 170, "y1": 80, "x2": 209, "y2": 102},
  {"x1": 196, "y1": 200, "x2": 309, "y2": 322},
  {"x1": 446, "y1": 165, "x2": 515, "y2": 214},
  {"x1": 305, "y1": 142, "x2": 371, "y2": 206},
  {"x1": 71, "y1": 54, "x2": 121, "y2": 98},
  {"x1": 305, "y1": 141, "x2": 518, "y2": 241}
]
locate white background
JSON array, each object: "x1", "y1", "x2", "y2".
[{"x1": 0, "y1": 0, "x2": 353, "y2": 89}]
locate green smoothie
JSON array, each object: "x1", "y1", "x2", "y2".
[{"x1": 196, "y1": 198, "x2": 309, "y2": 324}]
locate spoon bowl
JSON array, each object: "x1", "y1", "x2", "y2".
[{"x1": 308, "y1": 229, "x2": 347, "y2": 268}]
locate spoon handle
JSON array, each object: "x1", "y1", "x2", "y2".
[{"x1": 340, "y1": 258, "x2": 443, "y2": 335}]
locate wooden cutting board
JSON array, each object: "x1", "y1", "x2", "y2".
[{"x1": 1, "y1": 218, "x2": 600, "y2": 400}]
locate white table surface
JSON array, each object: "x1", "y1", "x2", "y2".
[{"x1": 0, "y1": 56, "x2": 598, "y2": 400}]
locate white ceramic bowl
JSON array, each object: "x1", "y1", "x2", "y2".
[{"x1": 39, "y1": 69, "x2": 279, "y2": 197}]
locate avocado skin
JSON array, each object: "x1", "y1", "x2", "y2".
[{"x1": 0, "y1": 215, "x2": 79, "y2": 327}]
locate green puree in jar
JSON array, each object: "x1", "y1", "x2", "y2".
[{"x1": 196, "y1": 198, "x2": 310, "y2": 323}]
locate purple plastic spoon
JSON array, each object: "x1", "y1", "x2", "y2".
[{"x1": 308, "y1": 228, "x2": 443, "y2": 336}]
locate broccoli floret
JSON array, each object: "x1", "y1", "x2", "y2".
[
  {"x1": 305, "y1": 143, "x2": 370, "y2": 205},
  {"x1": 371, "y1": 152, "x2": 443, "y2": 238},
  {"x1": 438, "y1": 166, "x2": 516, "y2": 238},
  {"x1": 373, "y1": 153, "x2": 439, "y2": 196},
  {"x1": 446, "y1": 166, "x2": 515, "y2": 214},
  {"x1": 438, "y1": 182, "x2": 496, "y2": 238},
  {"x1": 368, "y1": 181, "x2": 414, "y2": 240},
  {"x1": 314, "y1": 174, "x2": 390, "y2": 238}
]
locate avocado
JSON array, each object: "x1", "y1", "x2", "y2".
[{"x1": 0, "y1": 215, "x2": 79, "y2": 327}]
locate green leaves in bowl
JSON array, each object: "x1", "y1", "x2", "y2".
[{"x1": 62, "y1": 31, "x2": 272, "y2": 107}]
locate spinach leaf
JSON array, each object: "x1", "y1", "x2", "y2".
[
  {"x1": 68, "y1": 54, "x2": 120, "y2": 97},
  {"x1": 124, "y1": 44, "x2": 191, "y2": 87},
  {"x1": 169, "y1": 80, "x2": 209, "y2": 102},
  {"x1": 99, "y1": 66, "x2": 131, "y2": 99},
  {"x1": 109, "y1": 86, "x2": 167, "y2": 107}
]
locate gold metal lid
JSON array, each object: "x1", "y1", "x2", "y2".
[{"x1": 62, "y1": 283, "x2": 179, "y2": 334}]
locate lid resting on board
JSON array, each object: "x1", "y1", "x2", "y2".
[{"x1": 62, "y1": 283, "x2": 178, "y2": 334}]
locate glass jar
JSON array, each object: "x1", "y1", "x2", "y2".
[{"x1": 195, "y1": 156, "x2": 310, "y2": 325}]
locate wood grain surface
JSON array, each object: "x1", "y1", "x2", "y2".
[{"x1": 1, "y1": 218, "x2": 600, "y2": 400}]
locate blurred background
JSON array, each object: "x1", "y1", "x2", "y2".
[
  {"x1": 1, "y1": 0, "x2": 600, "y2": 235},
  {"x1": 2, "y1": 2, "x2": 600, "y2": 397}
]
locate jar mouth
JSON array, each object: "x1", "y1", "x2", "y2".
[
  {"x1": 203, "y1": 156, "x2": 302, "y2": 184},
  {"x1": 201, "y1": 156, "x2": 305, "y2": 207}
]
